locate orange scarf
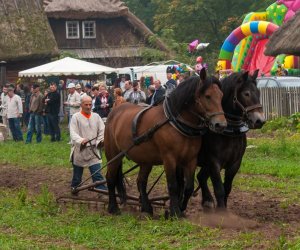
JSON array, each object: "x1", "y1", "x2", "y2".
[{"x1": 81, "y1": 111, "x2": 91, "y2": 119}]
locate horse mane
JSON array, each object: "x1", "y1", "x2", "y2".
[
  {"x1": 221, "y1": 72, "x2": 243, "y2": 98},
  {"x1": 168, "y1": 75, "x2": 221, "y2": 115}
]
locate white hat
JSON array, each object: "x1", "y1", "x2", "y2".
[
  {"x1": 67, "y1": 83, "x2": 76, "y2": 89},
  {"x1": 75, "y1": 83, "x2": 82, "y2": 89}
]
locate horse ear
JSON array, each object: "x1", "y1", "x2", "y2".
[
  {"x1": 252, "y1": 69, "x2": 259, "y2": 80},
  {"x1": 242, "y1": 71, "x2": 249, "y2": 82},
  {"x1": 199, "y1": 68, "x2": 206, "y2": 81}
]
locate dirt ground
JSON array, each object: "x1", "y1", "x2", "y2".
[{"x1": 0, "y1": 164, "x2": 299, "y2": 244}]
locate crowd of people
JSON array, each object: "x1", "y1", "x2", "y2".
[
  {"x1": 0, "y1": 72, "x2": 188, "y2": 193},
  {"x1": 0, "y1": 72, "x2": 185, "y2": 144}
]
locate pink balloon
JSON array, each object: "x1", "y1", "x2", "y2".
[{"x1": 188, "y1": 39, "x2": 199, "y2": 53}]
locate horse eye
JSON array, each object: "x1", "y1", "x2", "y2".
[
  {"x1": 244, "y1": 91, "x2": 250, "y2": 97},
  {"x1": 205, "y1": 95, "x2": 211, "y2": 100}
]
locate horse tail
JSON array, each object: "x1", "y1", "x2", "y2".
[{"x1": 116, "y1": 162, "x2": 127, "y2": 204}]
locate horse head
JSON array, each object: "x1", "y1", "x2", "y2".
[
  {"x1": 196, "y1": 68, "x2": 227, "y2": 133},
  {"x1": 226, "y1": 70, "x2": 266, "y2": 129}
]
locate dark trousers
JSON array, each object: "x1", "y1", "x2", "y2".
[
  {"x1": 71, "y1": 163, "x2": 106, "y2": 190},
  {"x1": 8, "y1": 118, "x2": 23, "y2": 141},
  {"x1": 47, "y1": 114, "x2": 61, "y2": 141}
]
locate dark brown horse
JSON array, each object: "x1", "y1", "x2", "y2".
[
  {"x1": 105, "y1": 69, "x2": 227, "y2": 217},
  {"x1": 196, "y1": 70, "x2": 265, "y2": 209}
]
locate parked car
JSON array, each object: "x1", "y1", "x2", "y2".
[{"x1": 257, "y1": 76, "x2": 300, "y2": 88}]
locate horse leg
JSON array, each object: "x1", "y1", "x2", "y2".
[
  {"x1": 176, "y1": 166, "x2": 184, "y2": 205},
  {"x1": 164, "y1": 160, "x2": 182, "y2": 218},
  {"x1": 180, "y1": 161, "x2": 197, "y2": 212},
  {"x1": 209, "y1": 163, "x2": 226, "y2": 209},
  {"x1": 106, "y1": 157, "x2": 123, "y2": 215},
  {"x1": 223, "y1": 161, "x2": 241, "y2": 207},
  {"x1": 116, "y1": 162, "x2": 126, "y2": 204},
  {"x1": 196, "y1": 167, "x2": 214, "y2": 209},
  {"x1": 137, "y1": 165, "x2": 153, "y2": 215}
]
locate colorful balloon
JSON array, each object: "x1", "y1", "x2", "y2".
[
  {"x1": 196, "y1": 43, "x2": 210, "y2": 50},
  {"x1": 188, "y1": 40, "x2": 199, "y2": 53}
]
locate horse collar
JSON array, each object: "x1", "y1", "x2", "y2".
[{"x1": 163, "y1": 98, "x2": 207, "y2": 137}]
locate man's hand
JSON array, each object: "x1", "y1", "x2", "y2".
[
  {"x1": 81, "y1": 138, "x2": 89, "y2": 145},
  {"x1": 97, "y1": 141, "x2": 104, "y2": 149}
]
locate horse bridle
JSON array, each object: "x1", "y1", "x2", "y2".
[
  {"x1": 232, "y1": 85, "x2": 262, "y2": 122},
  {"x1": 193, "y1": 97, "x2": 225, "y2": 124}
]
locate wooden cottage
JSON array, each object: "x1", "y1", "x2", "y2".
[
  {"x1": 44, "y1": 0, "x2": 170, "y2": 67},
  {"x1": 0, "y1": 0, "x2": 58, "y2": 83}
]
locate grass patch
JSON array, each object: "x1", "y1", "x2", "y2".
[
  {"x1": 0, "y1": 188, "x2": 222, "y2": 249},
  {"x1": 242, "y1": 134, "x2": 300, "y2": 178}
]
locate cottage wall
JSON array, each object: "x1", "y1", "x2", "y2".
[{"x1": 49, "y1": 17, "x2": 145, "y2": 49}]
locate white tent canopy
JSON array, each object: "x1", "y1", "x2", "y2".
[{"x1": 18, "y1": 57, "x2": 117, "y2": 77}]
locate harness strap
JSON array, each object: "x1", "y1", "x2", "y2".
[
  {"x1": 163, "y1": 98, "x2": 208, "y2": 137},
  {"x1": 132, "y1": 105, "x2": 153, "y2": 139}
]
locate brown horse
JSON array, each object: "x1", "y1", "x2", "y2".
[{"x1": 105, "y1": 69, "x2": 227, "y2": 217}]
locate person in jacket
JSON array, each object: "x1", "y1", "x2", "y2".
[
  {"x1": 126, "y1": 81, "x2": 146, "y2": 104},
  {"x1": 25, "y1": 83, "x2": 44, "y2": 143},
  {"x1": 45, "y1": 82, "x2": 61, "y2": 142},
  {"x1": 112, "y1": 88, "x2": 126, "y2": 109},
  {"x1": 97, "y1": 85, "x2": 113, "y2": 118},
  {"x1": 150, "y1": 80, "x2": 166, "y2": 105}
]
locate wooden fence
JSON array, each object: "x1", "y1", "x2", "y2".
[{"x1": 260, "y1": 87, "x2": 300, "y2": 120}]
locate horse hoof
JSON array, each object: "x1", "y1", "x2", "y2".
[
  {"x1": 164, "y1": 210, "x2": 169, "y2": 220},
  {"x1": 141, "y1": 207, "x2": 153, "y2": 216},
  {"x1": 108, "y1": 206, "x2": 121, "y2": 215},
  {"x1": 202, "y1": 201, "x2": 214, "y2": 209},
  {"x1": 170, "y1": 209, "x2": 183, "y2": 219}
]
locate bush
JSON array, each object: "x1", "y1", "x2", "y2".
[{"x1": 261, "y1": 113, "x2": 300, "y2": 133}]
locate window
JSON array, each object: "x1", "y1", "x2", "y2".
[
  {"x1": 83, "y1": 21, "x2": 96, "y2": 39},
  {"x1": 66, "y1": 21, "x2": 79, "y2": 39}
]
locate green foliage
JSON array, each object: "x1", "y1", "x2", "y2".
[
  {"x1": 140, "y1": 47, "x2": 166, "y2": 63},
  {"x1": 56, "y1": 50, "x2": 80, "y2": 60},
  {"x1": 124, "y1": 0, "x2": 275, "y2": 68},
  {"x1": 261, "y1": 113, "x2": 300, "y2": 133}
]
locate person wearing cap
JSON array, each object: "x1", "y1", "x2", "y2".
[
  {"x1": 7, "y1": 86, "x2": 23, "y2": 141},
  {"x1": 76, "y1": 84, "x2": 87, "y2": 101},
  {"x1": 25, "y1": 83, "x2": 44, "y2": 143},
  {"x1": 64, "y1": 83, "x2": 81, "y2": 125}
]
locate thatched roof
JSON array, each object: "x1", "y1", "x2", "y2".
[
  {"x1": 44, "y1": 0, "x2": 128, "y2": 19},
  {"x1": 0, "y1": 0, "x2": 58, "y2": 62},
  {"x1": 265, "y1": 10, "x2": 300, "y2": 56},
  {"x1": 44, "y1": 0, "x2": 170, "y2": 53}
]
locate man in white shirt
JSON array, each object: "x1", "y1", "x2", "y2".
[
  {"x1": 0, "y1": 85, "x2": 9, "y2": 137},
  {"x1": 64, "y1": 83, "x2": 81, "y2": 124},
  {"x1": 70, "y1": 95, "x2": 106, "y2": 194},
  {"x1": 7, "y1": 87, "x2": 23, "y2": 141}
]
